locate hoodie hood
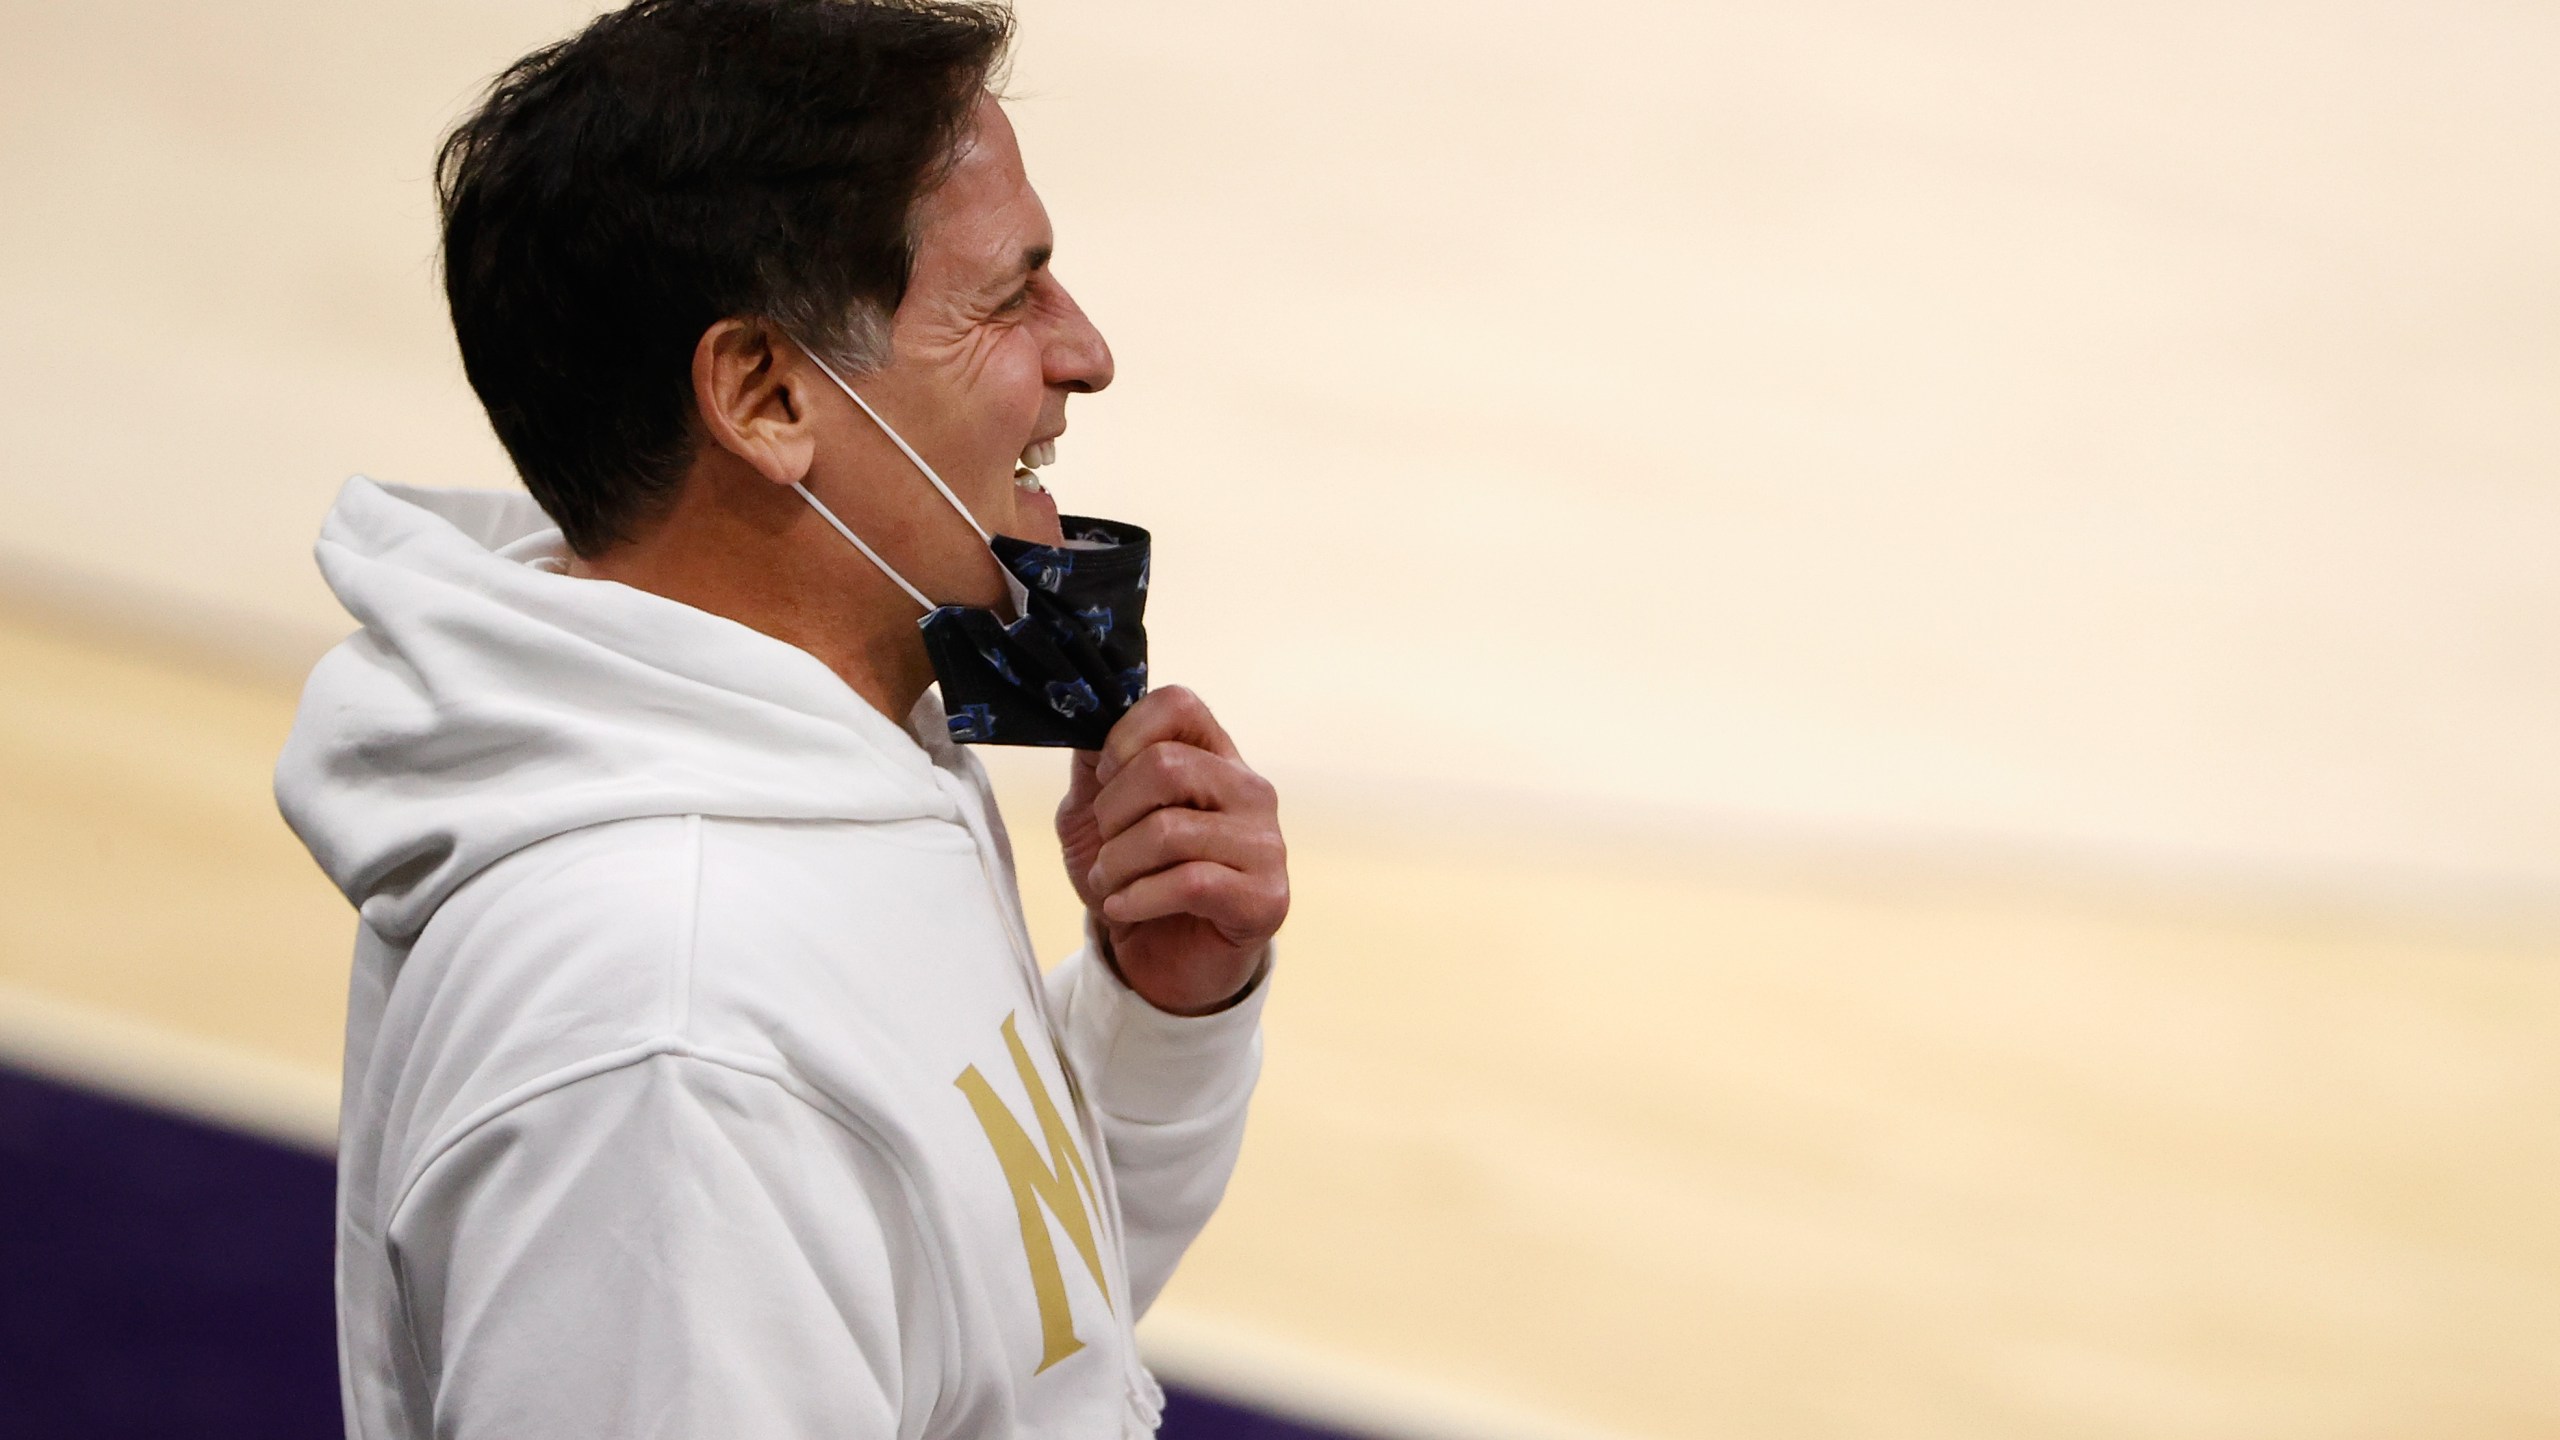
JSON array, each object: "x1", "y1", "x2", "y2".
[{"x1": 277, "y1": 476, "x2": 962, "y2": 943}]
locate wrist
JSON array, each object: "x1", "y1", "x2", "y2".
[{"x1": 1090, "y1": 917, "x2": 1271, "y2": 1017}]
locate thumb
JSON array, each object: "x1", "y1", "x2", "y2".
[
  {"x1": 1057, "y1": 749, "x2": 1103, "y2": 830},
  {"x1": 1056, "y1": 750, "x2": 1107, "y2": 907}
]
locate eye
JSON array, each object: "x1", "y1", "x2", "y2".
[{"x1": 996, "y1": 283, "x2": 1032, "y2": 314}]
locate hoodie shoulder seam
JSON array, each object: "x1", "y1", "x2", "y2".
[
  {"x1": 386, "y1": 1041, "x2": 899, "y2": 1222},
  {"x1": 386, "y1": 1040, "x2": 694, "y2": 1226},
  {"x1": 381, "y1": 1041, "x2": 969, "y2": 1381}
]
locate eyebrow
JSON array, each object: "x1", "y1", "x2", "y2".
[{"x1": 983, "y1": 244, "x2": 1050, "y2": 303}]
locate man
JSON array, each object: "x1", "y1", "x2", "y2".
[{"x1": 273, "y1": 3, "x2": 1287, "y2": 1436}]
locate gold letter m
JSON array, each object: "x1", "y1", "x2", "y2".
[{"x1": 955, "y1": 1012, "x2": 1114, "y2": 1373}]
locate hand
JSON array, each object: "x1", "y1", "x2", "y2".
[{"x1": 1055, "y1": 687, "x2": 1288, "y2": 1015}]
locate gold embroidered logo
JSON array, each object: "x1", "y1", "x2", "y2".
[{"x1": 955, "y1": 1012, "x2": 1113, "y2": 1373}]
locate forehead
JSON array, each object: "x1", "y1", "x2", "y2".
[{"x1": 911, "y1": 97, "x2": 1046, "y2": 281}]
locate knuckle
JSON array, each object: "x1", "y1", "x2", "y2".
[
  {"x1": 1153, "y1": 742, "x2": 1203, "y2": 790},
  {"x1": 1142, "y1": 807, "x2": 1198, "y2": 851},
  {"x1": 1253, "y1": 831, "x2": 1287, "y2": 869}
]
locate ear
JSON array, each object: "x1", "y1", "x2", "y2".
[{"x1": 692, "y1": 319, "x2": 817, "y2": 487}]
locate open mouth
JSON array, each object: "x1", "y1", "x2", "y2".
[{"x1": 1010, "y1": 437, "x2": 1066, "y2": 545}]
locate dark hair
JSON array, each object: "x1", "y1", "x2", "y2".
[{"x1": 436, "y1": 0, "x2": 1013, "y2": 555}]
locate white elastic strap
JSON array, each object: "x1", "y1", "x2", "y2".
[
  {"x1": 791, "y1": 481, "x2": 936, "y2": 614},
  {"x1": 798, "y1": 343, "x2": 994, "y2": 545}
]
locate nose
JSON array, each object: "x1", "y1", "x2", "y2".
[{"x1": 1044, "y1": 281, "x2": 1114, "y2": 395}]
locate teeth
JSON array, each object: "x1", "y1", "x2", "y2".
[{"x1": 1017, "y1": 439, "x2": 1057, "y2": 470}]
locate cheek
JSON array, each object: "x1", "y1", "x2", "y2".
[
  {"x1": 985, "y1": 332, "x2": 1048, "y2": 434},
  {"x1": 955, "y1": 331, "x2": 1050, "y2": 535}
]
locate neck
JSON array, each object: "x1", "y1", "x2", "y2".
[{"x1": 566, "y1": 467, "x2": 938, "y2": 727}]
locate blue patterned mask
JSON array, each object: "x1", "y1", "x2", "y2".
[{"x1": 790, "y1": 345, "x2": 1151, "y2": 749}]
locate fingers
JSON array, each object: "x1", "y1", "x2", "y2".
[
  {"x1": 1081, "y1": 684, "x2": 1290, "y2": 951},
  {"x1": 1096, "y1": 686, "x2": 1236, "y2": 785},
  {"x1": 1089, "y1": 738, "x2": 1276, "y2": 842},
  {"x1": 1088, "y1": 804, "x2": 1286, "y2": 900},
  {"x1": 1100, "y1": 859, "x2": 1291, "y2": 938}
]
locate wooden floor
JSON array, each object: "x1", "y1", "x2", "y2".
[{"x1": 4, "y1": 603, "x2": 2555, "y2": 1439}]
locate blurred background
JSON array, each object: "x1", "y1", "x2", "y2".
[{"x1": 3, "y1": 1, "x2": 2556, "y2": 1436}]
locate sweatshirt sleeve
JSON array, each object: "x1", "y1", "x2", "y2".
[
  {"x1": 386, "y1": 1052, "x2": 938, "y2": 1439},
  {"x1": 1044, "y1": 939, "x2": 1268, "y2": 1316}
]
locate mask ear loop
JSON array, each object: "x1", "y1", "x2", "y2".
[
  {"x1": 794, "y1": 339, "x2": 1035, "y2": 621},
  {"x1": 798, "y1": 343, "x2": 994, "y2": 545},
  {"x1": 790, "y1": 481, "x2": 936, "y2": 614}
]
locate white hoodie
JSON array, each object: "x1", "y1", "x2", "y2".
[{"x1": 275, "y1": 478, "x2": 1263, "y2": 1440}]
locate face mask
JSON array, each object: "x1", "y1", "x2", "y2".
[{"x1": 791, "y1": 345, "x2": 1151, "y2": 750}]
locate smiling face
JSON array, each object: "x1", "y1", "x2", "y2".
[{"x1": 803, "y1": 95, "x2": 1113, "y2": 609}]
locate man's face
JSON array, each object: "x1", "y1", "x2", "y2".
[{"x1": 809, "y1": 96, "x2": 1112, "y2": 610}]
